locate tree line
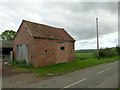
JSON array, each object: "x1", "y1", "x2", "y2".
[{"x1": 98, "y1": 47, "x2": 120, "y2": 58}]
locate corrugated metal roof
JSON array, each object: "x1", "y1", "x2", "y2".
[
  {"x1": 0, "y1": 40, "x2": 13, "y2": 48},
  {"x1": 23, "y1": 20, "x2": 75, "y2": 42}
]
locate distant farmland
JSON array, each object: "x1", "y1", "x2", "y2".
[{"x1": 75, "y1": 49, "x2": 96, "y2": 53}]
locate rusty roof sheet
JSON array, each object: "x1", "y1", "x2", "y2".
[{"x1": 23, "y1": 20, "x2": 75, "y2": 42}]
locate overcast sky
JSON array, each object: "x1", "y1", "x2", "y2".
[{"x1": 0, "y1": 0, "x2": 118, "y2": 50}]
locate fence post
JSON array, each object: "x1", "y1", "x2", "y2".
[{"x1": 10, "y1": 51, "x2": 13, "y2": 62}]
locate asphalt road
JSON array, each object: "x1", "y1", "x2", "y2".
[{"x1": 21, "y1": 61, "x2": 119, "y2": 88}]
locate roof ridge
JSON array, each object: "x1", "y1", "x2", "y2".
[
  {"x1": 22, "y1": 19, "x2": 64, "y2": 30},
  {"x1": 21, "y1": 19, "x2": 75, "y2": 41}
]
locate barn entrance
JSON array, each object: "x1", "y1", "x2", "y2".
[
  {"x1": 56, "y1": 42, "x2": 68, "y2": 64},
  {"x1": 16, "y1": 44, "x2": 29, "y2": 64}
]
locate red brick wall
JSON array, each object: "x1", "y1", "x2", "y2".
[
  {"x1": 14, "y1": 23, "x2": 75, "y2": 67},
  {"x1": 29, "y1": 39, "x2": 75, "y2": 67},
  {"x1": 30, "y1": 38, "x2": 57, "y2": 67},
  {"x1": 13, "y1": 23, "x2": 34, "y2": 63},
  {"x1": 56, "y1": 41, "x2": 68, "y2": 63},
  {"x1": 68, "y1": 42, "x2": 75, "y2": 61}
]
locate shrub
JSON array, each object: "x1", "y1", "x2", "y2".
[
  {"x1": 10, "y1": 60, "x2": 33, "y2": 68},
  {"x1": 99, "y1": 48, "x2": 117, "y2": 58},
  {"x1": 116, "y1": 46, "x2": 120, "y2": 55}
]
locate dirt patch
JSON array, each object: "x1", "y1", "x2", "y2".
[
  {"x1": 2, "y1": 60, "x2": 43, "y2": 88},
  {"x1": 2, "y1": 60, "x2": 56, "y2": 88},
  {"x1": 2, "y1": 60, "x2": 22, "y2": 76}
]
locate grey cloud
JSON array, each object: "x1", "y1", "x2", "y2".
[
  {"x1": 0, "y1": 2, "x2": 118, "y2": 41},
  {"x1": 38, "y1": 2, "x2": 118, "y2": 40},
  {"x1": 0, "y1": 1, "x2": 118, "y2": 49},
  {"x1": 79, "y1": 40, "x2": 96, "y2": 45},
  {"x1": 42, "y1": 2, "x2": 118, "y2": 14}
]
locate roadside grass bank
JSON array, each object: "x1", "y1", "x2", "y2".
[{"x1": 10, "y1": 52, "x2": 118, "y2": 77}]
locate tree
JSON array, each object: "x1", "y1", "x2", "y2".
[{"x1": 0, "y1": 30, "x2": 16, "y2": 40}]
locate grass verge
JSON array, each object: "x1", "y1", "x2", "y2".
[{"x1": 10, "y1": 53, "x2": 119, "y2": 77}]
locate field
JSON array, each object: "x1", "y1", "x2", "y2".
[{"x1": 10, "y1": 52, "x2": 118, "y2": 77}]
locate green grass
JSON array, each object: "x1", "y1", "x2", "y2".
[{"x1": 11, "y1": 52, "x2": 119, "y2": 77}]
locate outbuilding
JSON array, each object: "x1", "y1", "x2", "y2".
[
  {"x1": 0, "y1": 40, "x2": 13, "y2": 60},
  {"x1": 13, "y1": 20, "x2": 75, "y2": 67}
]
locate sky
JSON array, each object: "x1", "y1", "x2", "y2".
[{"x1": 0, "y1": 0, "x2": 119, "y2": 50}]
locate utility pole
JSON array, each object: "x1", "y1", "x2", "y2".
[{"x1": 96, "y1": 18, "x2": 99, "y2": 60}]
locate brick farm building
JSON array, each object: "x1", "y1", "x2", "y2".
[{"x1": 13, "y1": 20, "x2": 75, "y2": 67}]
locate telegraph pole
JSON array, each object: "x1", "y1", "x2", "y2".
[{"x1": 96, "y1": 18, "x2": 99, "y2": 60}]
